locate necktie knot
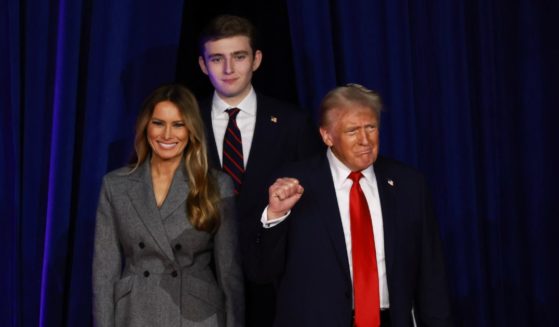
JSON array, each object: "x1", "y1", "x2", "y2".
[
  {"x1": 226, "y1": 108, "x2": 240, "y2": 119},
  {"x1": 348, "y1": 171, "x2": 364, "y2": 183}
]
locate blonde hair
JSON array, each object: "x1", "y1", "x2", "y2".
[
  {"x1": 132, "y1": 84, "x2": 220, "y2": 232},
  {"x1": 319, "y1": 83, "x2": 383, "y2": 128}
]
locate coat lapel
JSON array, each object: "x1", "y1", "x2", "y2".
[
  {"x1": 313, "y1": 156, "x2": 352, "y2": 285},
  {"x1": 240, "y1": 96, "x2": 278, "y2": 197},
  {"x1": 374, "y1": 160, "x2": 398, "y2": 284},
  {"x1": 159, "y1": 164, "x2": 188, "y2": 221},
  {"x1": 127, "y1": 160, "x2": 175, "y2": 261}
]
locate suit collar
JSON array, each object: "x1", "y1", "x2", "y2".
[
  {"x1": 210, "y1": 87, "x2": 257, "y2": 115},
  {"x1": 126, "y1": 159, "x2": 187, "y2": 261}
]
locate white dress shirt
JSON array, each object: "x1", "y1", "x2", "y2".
[
  {"x1": 211, "y1": 87, "x2": 257, "y2": 167},
  {"x1": 262, "y1": 148, "x2": 390, "y2": 308}
]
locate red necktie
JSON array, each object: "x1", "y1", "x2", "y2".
[
  {"x1": 348, "y1": 171, "x2": 380, "y2": 327},
  {"x1": 223, "y1": 108, "x2": 244, "y2": 195}
]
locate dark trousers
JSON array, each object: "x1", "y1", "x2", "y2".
[
  {"x1": 352, "y1": 309, "x2": 393, "y2": 327},
  {"x1": 245, "y1": 281, "x2": 276, "y2": 327}
]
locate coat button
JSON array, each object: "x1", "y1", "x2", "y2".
[
  {"x1": 143, "y1": 270, "x2": 150, "y2": 277},
  {"x1": 171, "y1": 271, "x2": 178, "y2": 277},
  {"x1": 138, "y1": 242, "x2": 145, "y2": 249},
  {"x1": 174, "y1": 243, "x2": 182, "y2": 251}
]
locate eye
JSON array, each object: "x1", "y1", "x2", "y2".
[
  {"x1": 210, "y1": 57, "x2": 222, "y2": 63},
  {"x1": 151, "y1": 120, "x2": 163, "y2": 126},
  {"x1": 234, "y1": 53, "x2": 247, "y2": 60},
  {"x1": 173, "y1": 122, "x2": 185, "y2": 128}
]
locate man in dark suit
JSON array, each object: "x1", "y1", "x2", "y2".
[
  {"x1": 253, "y1": 84, "x2": 454, "y2": 327},
  {"x1": 197, "y1": 14, "x2": 323, "y2": 327}
]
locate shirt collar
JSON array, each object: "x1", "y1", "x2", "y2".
[
  {"x1": 211, "y1": 86, "x2": 257, "y2": 116},
  {"x1": 326, "y1": 148, "x2": 375, "y2": 189}
]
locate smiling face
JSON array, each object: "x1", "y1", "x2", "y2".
[
  {"x1": 198, "y1": 35, "x2": 262, "y2": 106},
  {"x1": 320, "y1": 105, "x2": 379, "y2": 171},
  {"x1": 147, "y1": 101, "x2": 189, "y2": 164}
]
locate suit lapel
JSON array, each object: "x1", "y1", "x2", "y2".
[
  {"x1": 159, "y1": 164, "x2": 188, "y2": 221},
  {"x1": 374, "y1": 160, "x2": 398, "y2": 283},
  {"x1": 127, "y1": 161, "x2": 175, "y2": 261},
  {"x1": 313, "y1": 156, "x2": 352, "y2": 285},
  {"x1": 239, "y1": 96, "x2": 279, "y2": 203},
  {"x1": 200, "y1": 98, "x2": 220, "y2": 169}
]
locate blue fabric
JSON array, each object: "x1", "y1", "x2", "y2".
[
  {"x1": 2, "y1": 0, "x2": 558, "y2": 326},
  {"x1": 1, "y1": 0, "x2": 184, "y2": 326},
  {"x1": 286, "y1": 0, "x2": 559, "y2": 326}
]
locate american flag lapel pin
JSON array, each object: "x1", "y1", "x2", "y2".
[
  {"x1": 387, "y1": 179, "x2": 394, "y2": 186},
  {"x1": 270, "y1": 116, "x2": 278, "y2": 123}
]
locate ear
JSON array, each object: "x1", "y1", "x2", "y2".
[
  {"x1": 198, "y1": 56, "x2": 209, "y2": 75},
  {"x1": 252, "y1": 50, "x2": 263, "y2": 71},
  {"x1": 319, "y1": 127, "x2": 333, "y2": 147}
]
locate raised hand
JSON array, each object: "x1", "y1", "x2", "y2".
[{"x1": 267, "y1": 178, "x2": 304, "y2": 220}]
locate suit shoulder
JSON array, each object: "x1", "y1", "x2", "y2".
[
  {"x1": 257, "y1": 94, "x2": 308, "y2": 117},
  {"x1": 374, "y1": 156, "x2": 426, "y2": 182},
  {"x1": 102, "y1": 165, "x2": 135, "y2": 182},
  {"x1": 275, "y1": 153, "x2": 326, "y2": 178}
]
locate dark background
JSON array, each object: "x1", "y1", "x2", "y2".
[{"x1": 2, "y1": 0, "x2": 559, "y2": 326}]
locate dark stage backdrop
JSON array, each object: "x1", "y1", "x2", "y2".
[{"x1": 2, "y1": 0, "x2": 558, "y2": 326}]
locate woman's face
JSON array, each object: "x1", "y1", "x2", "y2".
[{"x1": 147, "y1": 101, "x2": 189, "y2": 163}]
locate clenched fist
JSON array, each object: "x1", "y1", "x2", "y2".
[{"x1": 267, "y1": 178, "x2": 304, "y2": 220}]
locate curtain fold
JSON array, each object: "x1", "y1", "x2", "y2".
[
  {"x1": 2, "y1": 0, "x2": 558, "y2": 326},
  {"x1": 2, "y1": 0, "x2": 185, "y2": 326},
  {"x1": 286, "y1": 0, "x2": 559, "y2": 326}
]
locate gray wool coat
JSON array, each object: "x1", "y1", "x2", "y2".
[{"x1": 92, "y1": 160, "x2": 244, "y2": 327}]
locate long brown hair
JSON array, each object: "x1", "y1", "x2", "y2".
[{"x1": 132, "y1": 84, "x2": 220, "y2": 232}]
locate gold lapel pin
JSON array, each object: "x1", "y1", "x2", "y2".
[
  {"x1": 270, "y1": 116, "x2": 278, "y2": 123},
  {"x1": 387, "y1": 179, "x2": 394, "y2": 186}
]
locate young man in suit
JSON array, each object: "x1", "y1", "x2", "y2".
[
  {"x1": 197, "y1": 14, "x2": 323, "y2": 327},
  {"x1": 254, "y1": 84, "x2": 454, "y2": 327}
]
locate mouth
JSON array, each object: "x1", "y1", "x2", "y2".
[
  {"x1": 356, "y1": 149, "x2": 373, "y2": 156},
  {"x1": 157, "y1": 142, "x2": 178, "y2": 149},
  {"x1": 222, "y1": 78, "x2": 237, "y2": 85}
]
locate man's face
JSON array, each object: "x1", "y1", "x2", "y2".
[
  {"x1": 320, "y1": 105, "x2": 379, "y2": 171},
  {"x1": 198, "y1": 35, "x2": 262, "y2": 106}
]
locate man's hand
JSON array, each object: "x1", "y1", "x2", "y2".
[{"x1": 267, "y1": 178, "x2": 304, "y2": 220}]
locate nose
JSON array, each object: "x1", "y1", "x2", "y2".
[
  {"x1": 224, "y1": 57, "x2": 234, "y2": 74},
  {"x1": 164, "y1": 125, "x2": 172, "y2": 139},
  {"x1": 357, "y1": 129, "x2": 369, "y2": 144}
]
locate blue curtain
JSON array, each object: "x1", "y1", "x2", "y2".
[
  {"x1": 286, "y1": 0, "x2": 559, "y2": 326},
  {"x1": 1, "y1": 0, "x2": 184, "y2": 325},
  {"x1": 2, "y1": 0, "x2": 558, "y2": 326}
]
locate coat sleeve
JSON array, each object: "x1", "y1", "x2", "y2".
[
  {"x1": 214, "y1": 173, "x2": 245, "y2": 327},
  {"x1": 92, "y1": 177, "x2": 122, "y2": 327}
]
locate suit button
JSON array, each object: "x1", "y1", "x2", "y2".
[
  {"x1": 138, "y1": 242, "x2": 145, "y2": 249},
  {"x1": 174, "y1": 243, "x2": 182, "y2": 251},
  {"x1": 143, "y1": 270, "x2": 150, "y2": 277},
  {"x1": 171, "y1": 271, "x2": 178, "y2": 277}
]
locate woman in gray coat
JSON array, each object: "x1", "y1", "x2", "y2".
[{"x1": 93, "y1": 84, "x2": 244, "y2": 327}]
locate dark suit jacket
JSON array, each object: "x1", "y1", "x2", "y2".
[
  {"x1": 199, "y1": 92, "x2": 323, "y2": 326},
  {"x1": 252, "y1": 154, "x2": 454, "y2": 327},
  {"x1": 199, "y1": 93, "x2": 323, "y2": 260},
  {"x1": 93, "y1": 160, "x2": 244, "y2": 327}
]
